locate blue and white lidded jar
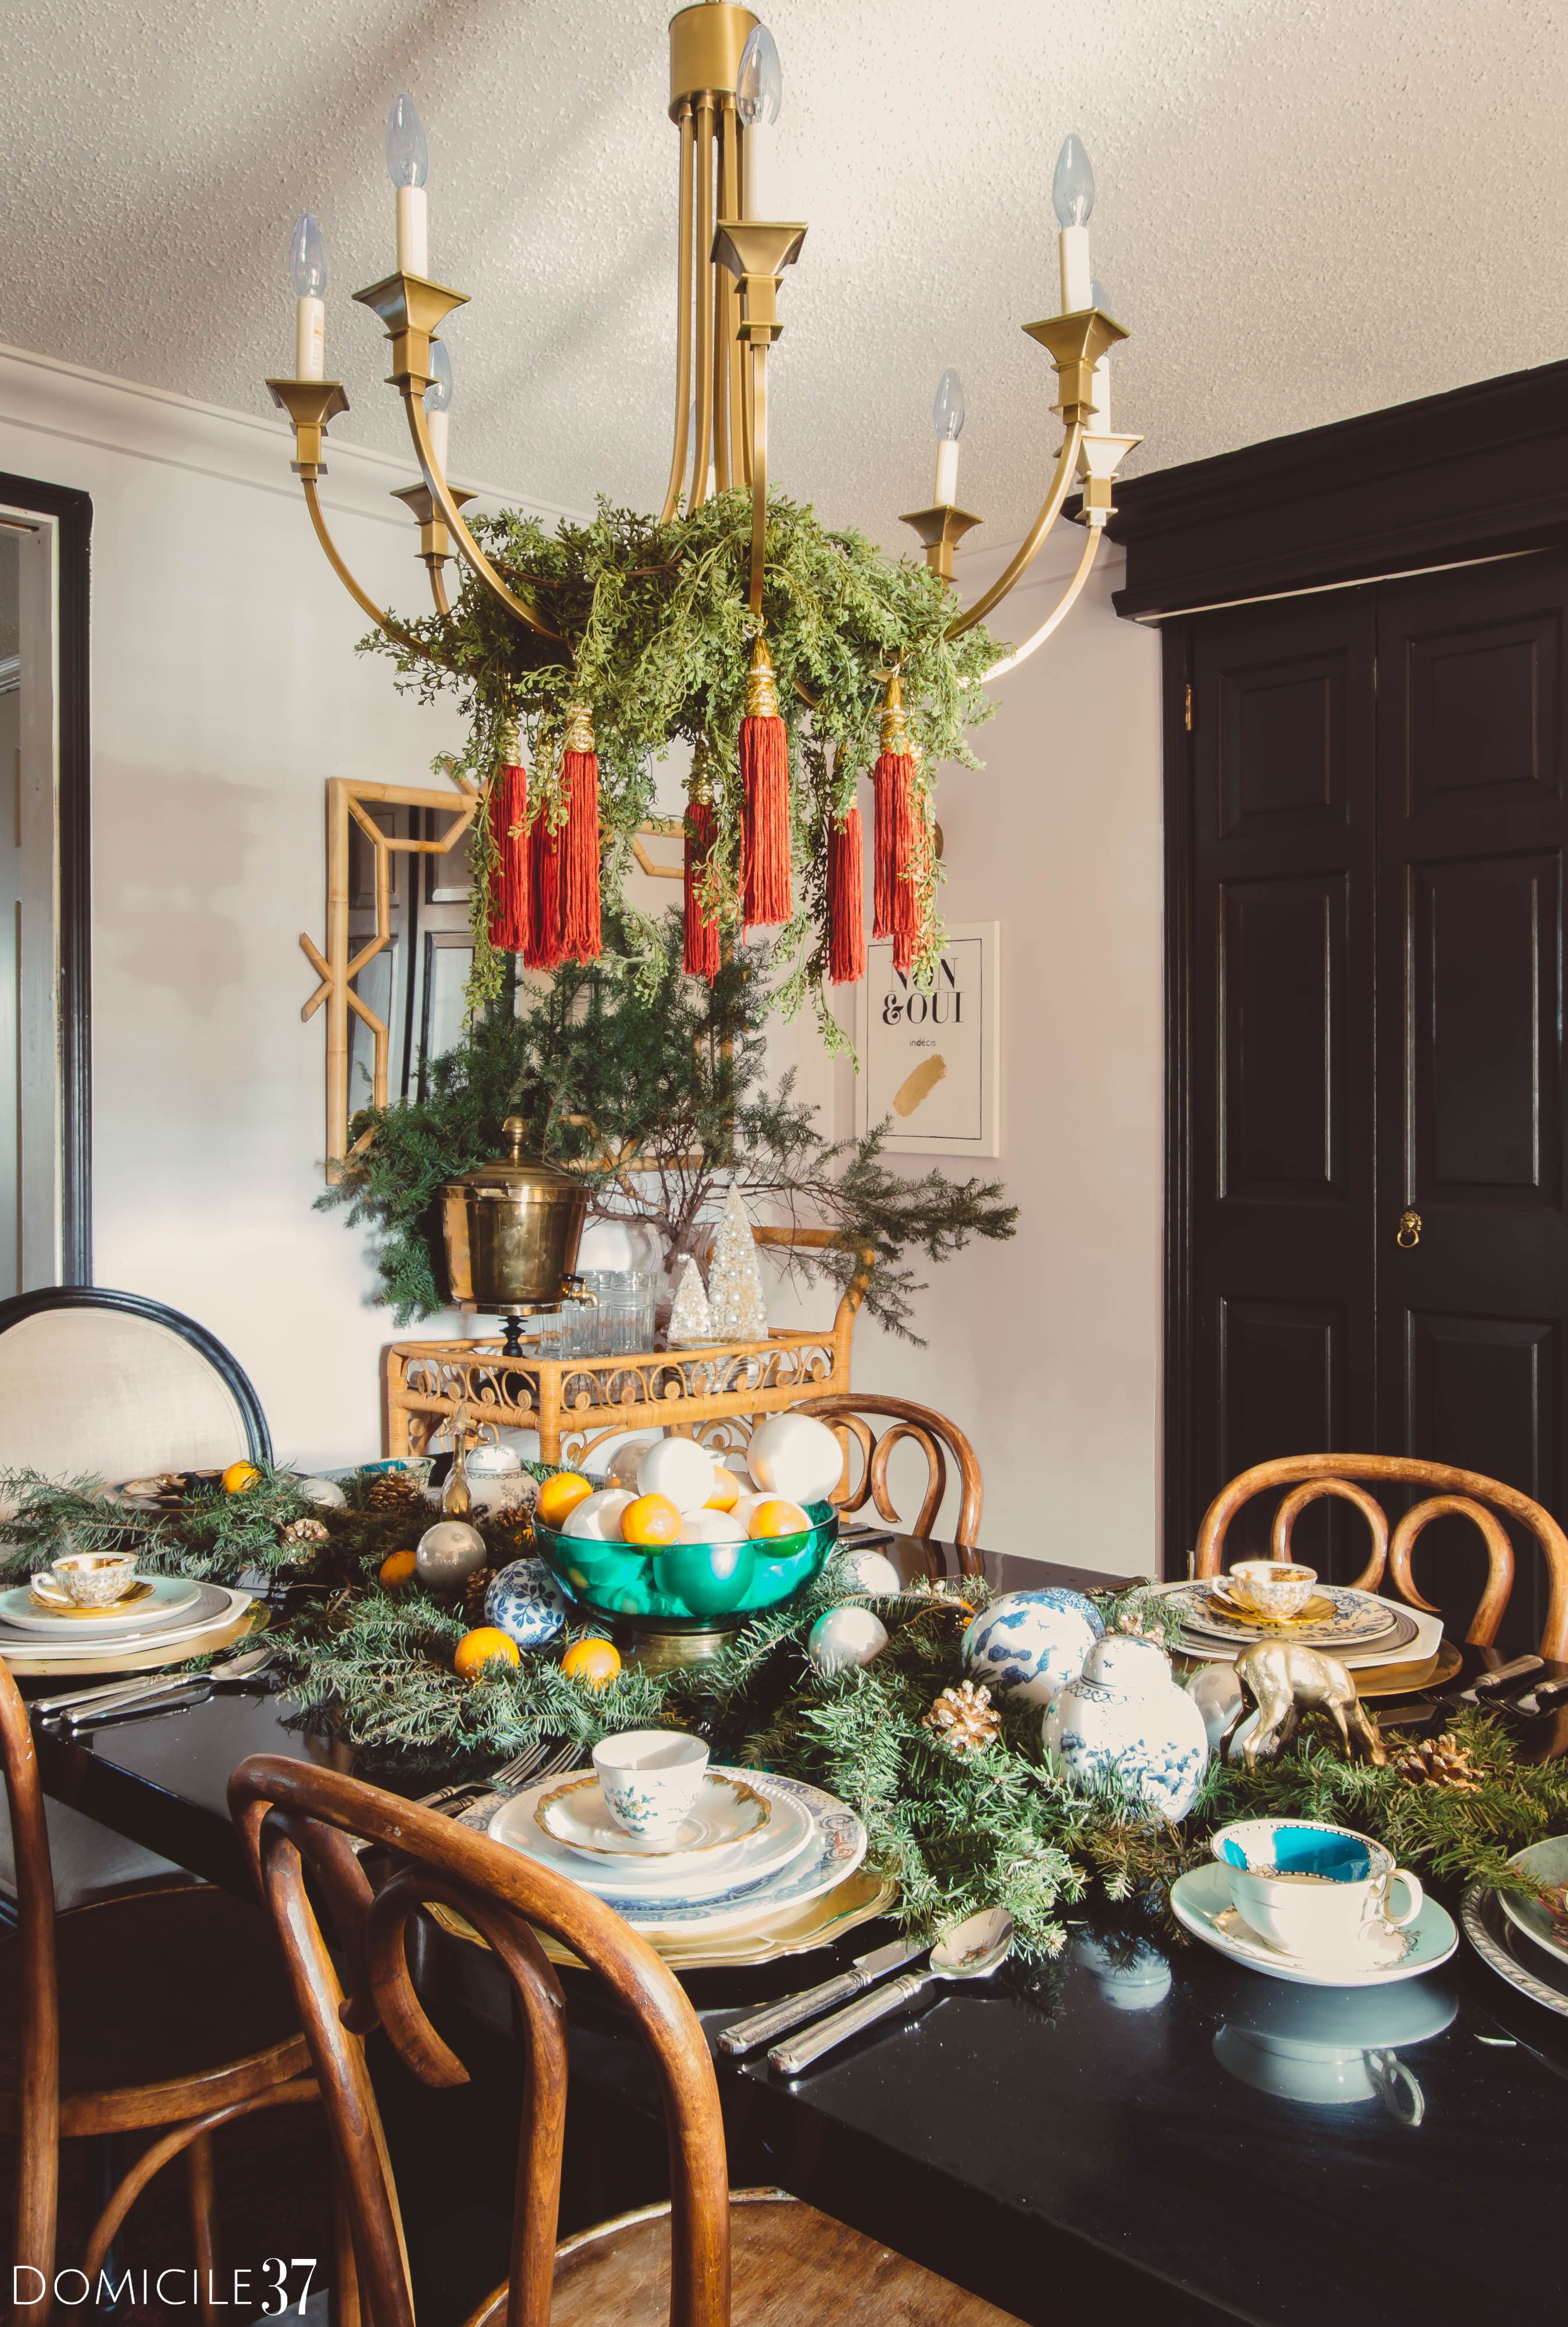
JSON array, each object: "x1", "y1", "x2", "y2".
[
  {"x1": 1042, "y1": 1632, "x2": 1210, "y2": 1820},
  {"x1": 961, "y1": 1588, "x2": 1106, "y2": 1707}
]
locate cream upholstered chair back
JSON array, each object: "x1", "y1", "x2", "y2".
[{"x1": 0, "y1": 1288, "x2": 272, "y2": 1485}]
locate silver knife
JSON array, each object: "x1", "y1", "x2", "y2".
[
  {"x1": 717, "y1": 1935, "x2": 925, "y2": 2055},
  {"x1": 36, "y1": 1645, "x2": 275, "y2": 1720},
  {"x1": 60, "y1": 1647, "x2": 276, "y2": 1725}
]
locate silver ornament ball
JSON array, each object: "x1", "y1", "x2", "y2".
[{"x1": 415, "y1": 1520, "x2": 488, "y2": 1590}]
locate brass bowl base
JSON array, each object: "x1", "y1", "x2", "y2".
[{"x1": 623, "y1": 1621, "x2": 742, "y2": 1673}]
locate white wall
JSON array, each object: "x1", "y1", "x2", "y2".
[
  {"x1": 0, "y1": 344, "x2": 573, "y2": 1471},
  {"x1": 766, "y1": 532, "x2": 1165, "y2": 1577}
]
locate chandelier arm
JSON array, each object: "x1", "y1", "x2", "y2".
[
  {"x1": 712, "y1": 103, "x2": 737, "y2": 493},
  {"x1": 403, "y1": 392, "x2": 563, "y2": 642},
  {"x1": 982, "y1": 520, "x2": 1105, "y2": 683},
  {"x1": 429, "y1": 564, "x2": 451, "y2": 619},
  {"x1": 747, "y1": 337, "x2": 769, "y2": 617},
  {"x1": 300, "y1": 479, "x2": 433, "y2": 659},
  {"x1": 945, "y1": 420, "x2": 1085, "y2": 639},
  {"x1": 658, "y1": 102, "x2": 697, "y2": 526},
  {"x1": 689, "y1": 99, "x2": 717, "y2": 512}
]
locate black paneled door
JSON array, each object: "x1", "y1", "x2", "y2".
[{"x1": 1177, "y1": 550, "x2": 1568, "y2": 1628}]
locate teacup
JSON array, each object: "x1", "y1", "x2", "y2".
[
  {"x1": 1212, "y1": 1817, "x2": 1423, "y2": 1966},
  {"x1": 41, "y1": 1550, "x2": 140, "y2": 1607},
  {"x1": 591, "y1": 1730, "x2": 709, "y2": 1842},
  {"x1": 1226, "y1": 1559, "x2": 1316, "y2": 1620}
]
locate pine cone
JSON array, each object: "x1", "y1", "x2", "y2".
[
  {"x1": 368, "y1": 1474, "x2": 425, "y2": 1513},
  {"x1": 278, "y1": 1515, "x2": 330, "y2": 1547},
  {"x1": 923, "y1": 1680, "x2": 1001, "y2": 1756},
  {"x1": 1392, "y1": 1731, "x2": 1482, "y2": 1790},
  {"x1": 462, "y1": 1565, "x2": 497, "y2": 1623}
]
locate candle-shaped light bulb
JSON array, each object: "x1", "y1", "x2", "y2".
[
  {"x1": 1053, "y1": 132, "x2": 1095, "y2": 311},
  {"x1": 289, "y1": 213, "x2": 327, "y2": 380},
  {"x1": 737, "y1": 24, "x2": 782, "y2": 218},
  {"x1": 931, "y1": 367, "x2": 965, "y2": 505},
  {"x1": 386, "y1": 94, "x2": 430, "y2": 275},
  {"x1": 1088, "y1": 280, "x2": 1111, "y2": 429},
  {"x1": 423, "y1": 338, "x2": 452, "y2": 469}
]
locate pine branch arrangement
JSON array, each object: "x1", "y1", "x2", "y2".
[{"x1": 320, "y1": 904, "x2": 1017, "y2": 1335}]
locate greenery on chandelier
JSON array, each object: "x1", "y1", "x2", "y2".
[
  {"x1": 319, "y1": 902, "x2": 1017, "y2": 1336},
  {"x1": 6, "y1": 1461, "x2": 1567, "y2": 1964},
  {"x1": 366, "y1": 490, "x2": 1001, "y2": 1015}
]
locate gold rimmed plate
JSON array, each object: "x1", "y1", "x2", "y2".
[
  {"x1": 1207, "y1": 1586, "x2": 1338, "y2": 1629},
  {"x1": 536, "y1": 1770, "x2": 771, "y2": 1860},
  {"x1": 0, "y1": 1596, "x2": 268, "y2": 1678}
]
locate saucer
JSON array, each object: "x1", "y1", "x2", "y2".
[
  {"x1": 28, "y1": 1575, "x2": 157, "y2": 1616},
  {"x1": 0, "y1": 1574, "x2": 202, "y2": 1636},
  {"x1": 1171, "y1": 1862, "x2": 1458, "y2": 1987},
  {"x1": 1499, "y1": 1836, "x2": 1568, "y2": 1970},
  {"x1": 1208, "y1": 1586, "x2": 1337, "y2": 1628},
  {"x1": 536, "y1": 1770, "x2": 771, "y2": 1860}
]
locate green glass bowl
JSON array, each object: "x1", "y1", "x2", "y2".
[{"x1": 533, "y1": 1489, "x2": 838, "y2": 1628}]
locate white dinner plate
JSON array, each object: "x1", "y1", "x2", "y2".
[
  {"x1": 536, "y1": 1769, "x2": 771, "y2": 1860},
  {"x1": 1170, "y1": 1862, "x2": 1458, "y2": 1987},
  {"x1": 491, "y1": 1770, "x2": 861, "y2": 1930},
  {"x1": 1158, "y1": 1579, "x2": 1405, "y2": 1650},
  {"x1": 0, "y1": 1574, "x2": 201, "y2": 1636},
  {"x1": 0, "y1": 1583, "x2": 250, "y2": 1657}
]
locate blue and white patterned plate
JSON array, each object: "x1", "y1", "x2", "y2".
[
  {"x1": 1157, "y1": 1579, "x2": 1407, "y2": 1650},
  {"x1": 490, "y1": 1769, "x2": 864, "y2": 1933}
]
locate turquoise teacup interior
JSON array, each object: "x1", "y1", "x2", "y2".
[{"x1": 1217, "y1": 1823, "x2": 1374, "y2": 1883}]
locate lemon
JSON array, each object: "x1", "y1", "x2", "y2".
[
  {"x1": 379, "y1": 1549, "x2": 418, "y2": 1588},
  {"x1": 453, "y1": 1627, "x2": 521, "y2": 1677},
  {"x1": 561, "y1": 1637, "x2": 621, "y2": 1691},
  {"x1": 221, "y1": 1461, "x2": 261, "y2": 1494},
  {"x1": 536, "y1": 1472, "x2": 594, "y2": 1531}
]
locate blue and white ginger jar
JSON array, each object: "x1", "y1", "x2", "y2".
[
  {"x1": 961, "y1": 1588, "x2": 1105, "y2": 1707},
  {"x1": 485, "y1": 1557, "x2": 575, "y2": 1650},
  {"x1": 1043, "y1": 1632, "x2": 1209, "y2": 1820}
]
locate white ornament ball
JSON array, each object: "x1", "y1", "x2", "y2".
[
  {"x1": 961, "y1": 1588, "x2": 1104, "y2": 1707},
  {"x1": 605, "y1": 1436, "x2": 660, "y2": 1492},
  {"x1": 415, "y1": 1520, "x2": 487, "y2": 1589},
  {"x1": 561, "y1": 1488, "x2": 637, "y2": 1541},
  {"x1": 637, "y1": 1435, "x2": 719, "y2": 1511},
  {"x1": 809, "y1": 1604, "x2": 889, "y2": 1675},
  {"x1": 466, "y1": 1440, "x2": 522, "y2": 1478},
  {"x1": 297, "y1": 1476, "x2": 347, "y2": 1508},
  {"x1": 837, "y1": 1547, "x2": 903, "y2": 1596},
  {"x1": 1185, "y1": 1661, "x2": 1245, "y2": 1750},
  {"x1": 746, "y1": 1412, "x2": 842, "y2": 1508},
  {"x1": 671, "y1": 1508, "x2": 747, "y2": 1545}
]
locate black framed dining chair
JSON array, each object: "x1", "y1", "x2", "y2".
[
  {"x1": 0, "y1": 1286, "x2": 272, "y2": 1485},
  {"x1": 0, "y1": 1288, "x2": 273, "y2": 1914}
]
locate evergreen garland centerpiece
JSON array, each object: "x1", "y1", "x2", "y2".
[{"x1": 367, "y1": 493, "x2": 1001, "y2": 1031}]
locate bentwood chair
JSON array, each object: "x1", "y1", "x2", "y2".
[
  {"x1": 0, "y1": 1661, "x2": 315, "y2": 2324},
  {"x1": 229, "y1": 1755, "x2": 1023, "y2": 2327},
  {"x1": 789, "y1": 1394, "x2": 983, "y2": 1573},
  {"x1": 1193, "y1": 1454, "x2": 1568, "y2": 1663},
  {"x1": 0, "y1": 1288, "x2": 273, "y2": 1915}
]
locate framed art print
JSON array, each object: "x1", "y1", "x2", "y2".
[{"x1": 854, "y1": 921, "x2": 1000, "y2": 1158}]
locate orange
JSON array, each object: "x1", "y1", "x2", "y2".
[
  {"x1": 453, "y1": 1626, "x2": 521, "y2": 1677},
  {"x1": 748, "y1": 1497, "x2": 811, "y2": 1540},
  {"x1": 561, "y1": 1636, "x2": 622, "y2": 1691},
  {"x1": 621, "y1": 1493, "x2": 683, "y2": 1547},
  {"x1": 536, "y1": 1472, "x2": 593, "y2": 1532},
  {"x1": 379, "y1": 1549, "x2": 418, "y2": 1588},
  {"x1": 704, "y1": 1467, "x2": 740, "y2": 1513},
  {"x1": 222, "y1": 1461, "x2": 261, "y2": 1494}
]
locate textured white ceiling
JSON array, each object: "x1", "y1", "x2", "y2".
[{"x1": 3, "y1": 0, "x2": 1568, "y2": 547}]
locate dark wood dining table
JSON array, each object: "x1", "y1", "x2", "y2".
[{"x1": 22, "y1": 1536, "x2": 1568, "y2": 2327}]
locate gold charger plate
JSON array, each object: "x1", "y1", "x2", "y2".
[
  {"x1": 427, "y1": 1863, "x2": 897, "y2": 1972},
  {"x1": 0, "y1": 1600, "x2": 269, "y2": 1678},
  {"x1": 1351, "y1": 1641, "x2": 1463, "y2": 1698}
]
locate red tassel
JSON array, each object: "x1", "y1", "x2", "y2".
[
  {"x1": 522, "y1": 805, "x2": 562, "y2": 971},
  {"x1": 740, "y1": 638, "x2": 791, "y2": 931},
  {"x1": 827, "y1": 804, "x2": 865, "y2": 984},
  {"x1": 872, "y1": 673, "x2": 916, "y2": 944},
  {"x1": 684, "y1": 792, "x2": 721, "y2": 981},
  {"x1": 558, "y1": 706, "x2": 602, "y2": 964},
  {"x1": 486, "y1": 753, "x2": 529, "y2": 955}
]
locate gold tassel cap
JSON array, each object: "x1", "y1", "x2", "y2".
[
  {"x1": 744, "y1": 635, "x2": 779, "y2": 720},
  {"x1": 879, "y1": 671, "x2": 909, "y2": 753},
  {"x1": 562, "y1": 700, "x2": 596, "y2": 754}
]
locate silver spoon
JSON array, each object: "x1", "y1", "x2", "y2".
[{"x1": 768, "y1": 1907, "x2": 1014, "y2": 2073}]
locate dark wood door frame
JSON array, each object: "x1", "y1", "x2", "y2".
[
  {"x1": 0, "y1": 470, "x2": 91, "y2": 1285},
  {"x1": 1110, "y1": 363, "x2": 1568, "y2": 1568}
]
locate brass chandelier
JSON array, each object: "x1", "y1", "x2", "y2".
[{"x1": 266, "y1": 4, "x2": 1141, "y2": 991}]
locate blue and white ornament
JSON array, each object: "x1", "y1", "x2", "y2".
[
  {"x1": 1043, "y1": 1632, "x2": 1210, "y2": 1821},
  {"x1": 484, "y1": 1556, "x2": 575, "y2": 1651},
  {"x1": 961, "y1": 1588, "x2": 1104, "y2": 1707}
]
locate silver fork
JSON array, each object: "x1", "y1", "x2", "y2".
[{"x1": 415, "y1": 1744, "x2": 552, "y2": 1815}]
